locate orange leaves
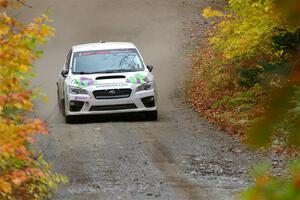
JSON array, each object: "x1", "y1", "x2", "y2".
[
  {"x1": 25, "y1": 15, "x2": 55, "y2": 45},
  {"x1": 0, "y1": 0, "x2": 8, "y2": 8},
  {"x1": 295, "y1": 177, "x2": 300, "y2": 189},
  {"x1": 0, "y1": 92, "x2": 33, "y2": 114},
  {"x1": 275, "y1": 0, "x2": 300, "y2": 28},
  {"x1": 255, "y1": 174, "x2": 270, "y2": 186},
  {"x1": 20, "y1": 118, "x2": 48, "y2": 135},
  {"x1": 10, "y1": 170, "x2": 28, "y2": 187},
  {"x1": 0, "y1": 167, "x2": 48, "y2": 196},
  {"x1": 0, "y1": 178, "x2": 12, "y2": 194},
  {"x1": 0, "y1": 4, "x2": 67, "y2": 199}
]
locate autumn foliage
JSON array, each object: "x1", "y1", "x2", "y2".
[
  {"x1": 190, "y1": 0, "x2": 300, "y2": 145},
  {"x1": 240, "y1": 161, "x2": 300, "y2": 199},
  {"x1": 189, "y1": 0, "x2": 300, "y2": 199},
  {"x1": 0, "y1": 1, "x2": 66, "y2": 199}
]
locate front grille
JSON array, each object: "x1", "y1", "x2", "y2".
[
  {"x1": 93, "y1": 89, "x2": 132, "y2": 99},
  {"x1": 89, "y1": 104, "x2": 137, "y2": 111}
]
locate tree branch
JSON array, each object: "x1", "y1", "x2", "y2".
[{"x1": 16, "y1": 0, "x2": 32, "y2": 8}]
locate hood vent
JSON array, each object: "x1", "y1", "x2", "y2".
[{"x1": 95, "y1": 75, "x2": 126, "y2": 80}]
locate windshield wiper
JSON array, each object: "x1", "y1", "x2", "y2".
[
  {"x1": 73, "y1": 69, "x2": 139, "y2": 74},
  {"x1": 98, "y1": 69, "x2": 138, "y2": 73},
  {"x1": 73, "y1": 72, "x2": 94, "y2": 74}
]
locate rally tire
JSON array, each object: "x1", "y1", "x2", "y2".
[
  {"x1": 65, "y1": 115, "x2": 75, "y2": 124},
  {"x1": 57, "y1": 83, "x2": 62, "y2": 113},
  {"x1": 145, "y1": 110, "x2": 158, "y2": 121}
]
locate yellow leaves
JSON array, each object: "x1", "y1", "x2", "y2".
[
  {"x1": 201, "y1": 0, "x2": 285, "y2": 61},
  {"x1": 31, "y1": 15, "x2": 55, "y2": 38},
  {"x1": 19, "y1": 64, "x2": 29, "y2": 73},
  {"x1": 41, "y1": 94, "x2": 48, "y2": 103},
  {"x1": 0, "y1": 5, "x2": 67, "y2": 200},
  {"x1": 218, "y1": 21, "x2": 273, "y2": 59},
  {"x1": 2, "y1": 13, "x2": 15, "y2": 25},
  {"x1": 14, "y1": 102, "x2": 23, "y2": 109},
  {"x1": 219, "y1": 20, "x2": 227, "y2": 28},
  {"x1": 0, "y1": 25, "x2": 9, "y2": 37},
  {"x1": 264, "y1": 6, "x2": 270, "y2": 12},
  {"x1": 41, "y1": 14, "x2": 49, "y2": 22},
  {"x1": 210, "y1": 36, "x2": 219, "y2": 45},
  {"x1": 202, "y1": 7, "x2": 223, "y2": 19},
  {"x1": 0, "y1": 178, "x2": 12, "y2": 194}
]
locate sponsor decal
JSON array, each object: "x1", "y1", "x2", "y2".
[
  {"x1": 72, "y1": 77, "x2": 94, "y2": 88},
  {"x1": 77, "y1": 49, "x2": 137, "y2": 57},
  {"x1": 126, "y1": 73, "x2": 149, "y2": 84},
  {"x1": 72, "y1": 96, "x2": 90, "y2": 101},
  {"x1": 72, "y1": 78, "x2": 129, "y2": 88},
  {"x1": 71, "y1": 72, "x2": 149, "y2": 88},
  {"x1": 79, "y1": 51, "x2": 111, "y2": 56},
  {"x1": 95, "y1": 83, "x2": 128, "y2": 88}
]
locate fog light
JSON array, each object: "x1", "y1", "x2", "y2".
[
  {"x1": 69, "y1": 101, "x2": 84, "y2": 112},
  {"x1": 148, "y1": 96, "x2": 154, "y2": 101},
  {"x1": 141, "y1": 96, "x2": 155, "y2": 108}
]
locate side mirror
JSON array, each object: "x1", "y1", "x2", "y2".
[
  {"x1": 61, "y1": 70, "x2": 68, "y2": 78},
  {"x1": 146, "y1": 65, "x2": 154, "y2": 72}
]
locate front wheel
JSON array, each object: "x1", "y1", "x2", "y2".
[
  {"x1": 65, "y1": 115, "x2": 76, "y2": 124},
  {"x1": 145, "y1": 110, "x2": 158, "y2": 121},
  {"x1": 63, "y1": 99, "x2": 76, "y2": 124},
  {"x1": 57, "y1": 83, "x2": 62, "y2": 113}
]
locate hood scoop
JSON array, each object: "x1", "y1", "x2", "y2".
[{"x1": 95, "y1": 75, "x2": 126, "y2": 80}]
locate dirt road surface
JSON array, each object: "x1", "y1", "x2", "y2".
[{"x1": 20, "y1": 0, "x2": 261, "y2": 199}]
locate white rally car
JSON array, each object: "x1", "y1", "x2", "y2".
[{"x1": 57, "y1": 42, "x2": 157, "y2": 123}]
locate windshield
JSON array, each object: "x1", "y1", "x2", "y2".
[{"x1": 72, "y1": 48, "x2": 145, "y2": 74}]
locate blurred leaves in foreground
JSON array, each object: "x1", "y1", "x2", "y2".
[
  {"x1": 0, "y1": 1, "x2": 67, "y2": 199},
  {"x1": 247, "y1": 0, "x2": 300, "y2": 148},
  {"x1": 240, "y1": 161, "x2": 300, "y2": 200}
]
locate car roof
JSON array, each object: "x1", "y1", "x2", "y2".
[{"x1": 72, "y1": 42, "x2": 137, "y2": 52}]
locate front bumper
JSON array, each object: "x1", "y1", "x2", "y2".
[{"x1": 65, "y1": 89, "x2": 157, "y2": 116}]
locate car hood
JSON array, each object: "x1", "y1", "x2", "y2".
[{"x1": 67, "y1": 71, "x2": 153, "y2": 89}]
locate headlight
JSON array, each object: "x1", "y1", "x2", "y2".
[
  {"x1": 69, "y1": 86, "x2": 88, "y2": 95},
  {"x1": 136, "y1": 81, "x2": 153, "y2": 92}
]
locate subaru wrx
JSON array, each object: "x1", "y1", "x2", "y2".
[{"x1": 57, "y1": 42, "x2": 157, "y2": 123}]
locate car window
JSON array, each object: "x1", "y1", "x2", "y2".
[{"x1": 72, "y1": 48, "x2": 145, "y2": 74}]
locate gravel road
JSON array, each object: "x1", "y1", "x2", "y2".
[{"x1": 20, "y1": 0, "x2": 262, "y2": 199}]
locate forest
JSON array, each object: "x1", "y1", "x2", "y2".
[{"x1": 189, "y1": 0, "x2": 300, "y2": 199}]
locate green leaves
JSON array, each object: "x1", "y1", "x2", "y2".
[{"x1": 240, "y1": 160, "x2": 300, "y2": 200}]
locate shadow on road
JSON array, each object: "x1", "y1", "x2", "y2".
[{"x1": 67, "y1": 112, "x2": 158, "y2": 124}]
